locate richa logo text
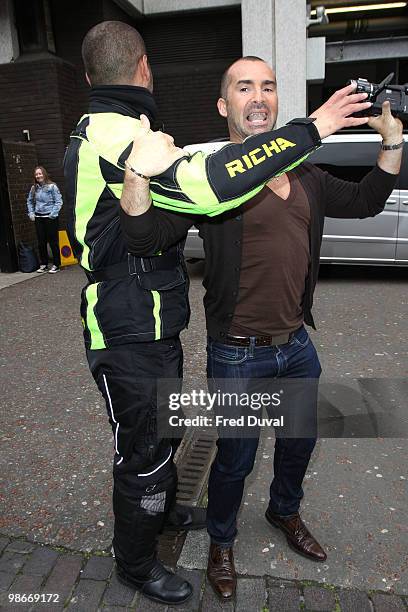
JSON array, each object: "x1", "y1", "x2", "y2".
[{"x1": 225, "y1": 138, "x2": 296, "y2": 178}]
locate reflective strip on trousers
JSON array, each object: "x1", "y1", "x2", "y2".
[
  {"x1": 85, "y1": 283, "x2": 106, "y2": 349},
  {"x1": 151, "y1": 290, "x2": 161, "y2": 340}
]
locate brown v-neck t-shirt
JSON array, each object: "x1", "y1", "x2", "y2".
[{"x1": 230, "y1": 172, "x2": 311, "y2": 337}]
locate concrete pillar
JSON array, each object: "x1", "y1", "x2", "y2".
[
  {"x1": 242, "y1": 0, "x2": 307, "y2": 127},
  {"x1": 0, "y1": 0, "x2": 19, "y2": 64}
]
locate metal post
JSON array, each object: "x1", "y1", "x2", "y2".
[{"x1": 242, "y1": 0, "x2": 307, "y2": 126}]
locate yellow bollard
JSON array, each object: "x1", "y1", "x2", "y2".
[{"x1": 58, "y1": 230, "x2": 78, "y2": 267}]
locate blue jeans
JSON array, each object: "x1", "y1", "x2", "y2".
[{"x1": 206, "y1": 325, "x2": 322, "y2": 546}]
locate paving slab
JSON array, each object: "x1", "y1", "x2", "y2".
[
  {"x1": 0, "y1": 572, "x2": 15, "y2": 593},
  {"x1": 132, "y1": 596, "x2": 169, "y2": 611},
  {"x1": 201, "y1": 579, "x2": 234, "y2": 611},
  {"x1": 5, "y1": 541, "x2": 35, "y2": 555},
  {"x1": 68, "y1": 578, "x2": 106, "y2": 610},
  {"x1": 0, "y1": 553, "x2": 27, "y2": 576},
  {"x1": 101, "y1": 572, "x2": 136, "y2": 607},
  {"x1": 235, "y1": 578, "x2": 267, "y2": 612},
  {"x1": 21, "y1": 547, "x2": 59, "y2": 577},
  {"x1": 337, "y1": 588, "x2": 372, "y2": 612},
  {"x1": 0, "y1": 539, "x2": 10, "y2": 555},
  {"x1": 41, "y1": 553, "x2": 84, "y2": 605},
  {"x1": 168, "y1": 568, "x2": 204, "y2": 612},
  {"x1": 370, "y1": 592, "x2": 407, "y2": 612},
  {"x1": 303, "y1": 585, "x2": 336, "y2": 611},
  {"x1": 267, "y1": 583, "x2": 301, "y2": 611},
  {"x1": 81, "y1": 555, "x2": 114, "y2": 581},
  {"x1": 100, "y1": 607, "x2": 134, "y2": 612},
  {"x1": 1, "y1": 574, "x2": 44, "y2": 610}
]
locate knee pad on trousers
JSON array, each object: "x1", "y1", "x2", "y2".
[{"x1": 112, "y1": 452, "x2": 178, "y2": 576}]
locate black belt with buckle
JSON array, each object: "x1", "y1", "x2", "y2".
[{"x1": 223, "y1": 332, "x2": 295, "y2": 347}]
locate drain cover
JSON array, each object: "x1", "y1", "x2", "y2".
[{"x1": 158, "y1": 429, "x2": 216, "y2": 566}]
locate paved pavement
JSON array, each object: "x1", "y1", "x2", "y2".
[
  {"x1": 0, "y1": 271, "x2": 38, "y2": 291},
  {"x1": 0, "y1": 263, "x2": 407, "y2": 610},
  {"x1": 180, "y1": 435, "x2": 408, "y2": 591},
  {"x1": 0, "y1": 536, "x2": 408, "y2": 611}
]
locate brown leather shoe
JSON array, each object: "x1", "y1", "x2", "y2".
[
  {"x1": 207, "y1": 543, "x2": 236, "y2": 600},
  {"x1": 265, "y1": 508, "x2": 327, "y2": 562}
]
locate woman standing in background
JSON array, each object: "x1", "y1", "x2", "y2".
[{"x1": 27, "y1": 166, "x2": 63, "y2": 273}]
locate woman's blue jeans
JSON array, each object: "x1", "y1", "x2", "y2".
[{"x1": 206, "y1": 325, "x2": 322, "y2": 547}]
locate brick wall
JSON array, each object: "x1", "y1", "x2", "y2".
[
  {"x1": 0, "y1": 0, "x2": 137, "y2": 247},
  {"x1": 0, "y1": 57, "x2": 78, "y2": 228},
  {"x1": 0, "y1": 141, "x2": 38, "y2": 270},
  {"x1": 49, "y1": 0, "x2": 104, "y2": 117},
  {"x1": 49, "y1": 0, "x2": 134, "y2": 120}
]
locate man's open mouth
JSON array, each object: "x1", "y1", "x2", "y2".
[{"x1": 246, "y1": 111, "x2": 268, "y2": 125}]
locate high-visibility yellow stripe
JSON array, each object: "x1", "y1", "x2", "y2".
[
  {"x1": 176, "y1": 153, "x2": 219, "y2": 209},
  {"x1": 75, "y1": 140, "x2": 106, "y2": 270},
  {"x1": 278, "y1": 153, "x2": 310, "y2": 176},
  {"x1": 151, "y1": 290, "x2": 161, "y2": 340},
  {"x1": 151, "y1": 184, "x2": 264, "y2": 217},
  {"x1": 107, "y1": 183, "x2": 124, "y2": 199},
  {"x1": 86, "y1": 113, "x2": 136, "y2": 168},
  {"x1": 85, "y1": 284, "x2": 106, "y2": 350}
]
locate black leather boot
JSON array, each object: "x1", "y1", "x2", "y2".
[{"x1": 116, "y1": 561, "x2": 192, "y2": 605}]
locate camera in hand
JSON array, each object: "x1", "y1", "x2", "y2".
[{"x1": 347, "y1": 73, "x2": 408, "y2": 121}]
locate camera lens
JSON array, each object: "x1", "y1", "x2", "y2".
[{"x1": 354, "y1": 78, "x2": 373, "y2": 99}]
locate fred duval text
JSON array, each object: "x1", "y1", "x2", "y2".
[{"x1": 168, "y1": 415, "x2": 284, "y2": 427}]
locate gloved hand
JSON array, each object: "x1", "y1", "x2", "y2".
[{"x1": 29, "y1": 213, "x2": 35, "y2": 222}]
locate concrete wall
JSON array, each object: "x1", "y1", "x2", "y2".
[
  {"x1": 0, "y1": 0, "x2": 19, "y2": 64},
  {"x1": 117, "y1": 0, "x2": 238, "y2": 15},
  {"x1": 144, "y1": 0, "x2": 238, "y2": 13},
  {"x1": 242, "y1": 0, "x2": 307, "y2": 127}
]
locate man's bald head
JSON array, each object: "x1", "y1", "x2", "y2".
[
  {"x1": 82, "y1": 21, "x2": 147, "y2": 87},
  {"x1": 220, "y1": 56, "x2": 266, "y2": 99}
]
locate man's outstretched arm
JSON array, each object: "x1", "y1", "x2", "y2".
[
  {"x1": 324, "y1": 100, "x2": 404, "y2": 219},
  {"x1": 121, "y1": 84, "x2": 372, "y2": 218}
]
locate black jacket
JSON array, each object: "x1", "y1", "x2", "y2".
[
  {"x1": 64, "y1": 86, "x2": 190, "y2": 349},
  {"x1": 64, "y1": 84, "x2": 321, "y2": 349},
  {"x1": 122, "y1": 161, "x2": 397, "y2": 340}
]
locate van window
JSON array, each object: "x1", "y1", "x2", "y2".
[{"x1": 309, "y1": 142, "x2": 379, "y2": 182}]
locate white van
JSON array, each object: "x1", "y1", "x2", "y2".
[{"x1": 183, "y1": 132, "x2": 408, "y2": 266}]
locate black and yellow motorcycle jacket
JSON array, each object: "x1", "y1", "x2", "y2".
[{"x1": 63, "y1": 85, "x2": 321, "y2": 350}]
